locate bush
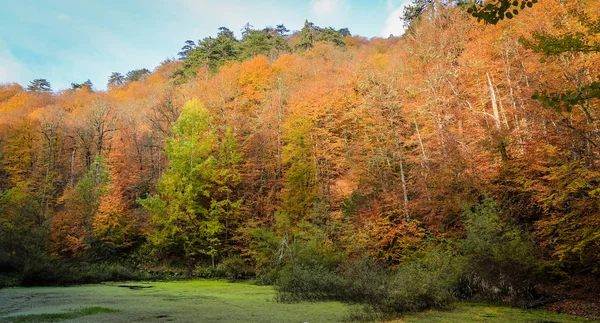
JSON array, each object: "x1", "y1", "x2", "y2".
[
  {"x1": 276, "y1": 253, "x2": 461, "y2": 318},
  {"x1": 219, "y1": 256, "x2": 254, "y2": 282},
  {"x1": 459, "y1": 197, "x2": 540, "y2": 303},
  {"x1": 18, "y1": 261, "x2": 147, "y2": 286},
  {"x1": 383, "y1": 250, "x2": 464, "y2": 313},
  {"x1": 193, "y1": 265, "x2": 226, "y2": 279},
  {"x1": 276, "y1": 264, "x2": 348, "y2": 302},
  {"x1": 276, "y1": 197, "x2": 541, "y2": 318}
]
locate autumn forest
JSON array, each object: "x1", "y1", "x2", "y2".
[{"x1": 1, "y1": 0, "x2": 600, "y2": 320}]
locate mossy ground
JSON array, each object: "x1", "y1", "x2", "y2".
[
  {"x1": 0, "y1": 280, "x2": 595, "y2": 322},
  {"x1": 399, "y1": 302, "x2": 596, "y2": 323}
]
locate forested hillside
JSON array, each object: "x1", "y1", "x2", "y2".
[{"x1": 1, "y1": 0, "x2": 599, "y2": 319}]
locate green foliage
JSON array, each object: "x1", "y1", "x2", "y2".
[
  {"x1": 239, "y1": 24, "x2": 290, "y2": 60},
  {"x1": 0, "y1": 182, "x2": 44, "y2": 272},
  {"x1": 107, "y1": 72, "x2": 125, "y2": 88},
  {"x1": 277, "y1": 253, "x2": 460, "y2": 319},
  {"x1": 276, "y1": 264, "x2": 348, "y2": 302},
  {"x1": 295, "y1": 20, "x2": 347, "y2": 52},
  {"x1": 532, "y1": 79, "x2": 600, "y2": 113},
  {"x1": 277, "y1": 197, "x2": 540, "y2": 317},
  {"x1": 403, "y1": 0, "x2": 475, "y2": 28},
  {"x1": 177, "y1": 40, "x2": 197, "y2": 59},
  {"x1": 279, "y1": 116, "x2": 318, "y2": 227},
  {"x1": 125, "y1": 68, "x2": 151, "y2": 82},
  {"x1": 240, "y1": 226, "x2": 282, "y2": 284},
  {"x1": 71, "y1": 79, "x2": 93, "y2": 91},
  {"x1": 468, "y1": 0, "x2": 538, "y2": 24},
  {"x1": 403, "y1": 1, "x2": 537, "y2": 28},
  {"x1": 26, "y1": 79, "x2": 52, "y2": 93},
  {"x1": 6, "y1": 261, "x2": 146, "y2": 287},
  {"x1": 174, "y1": 27, "x2": 239, "y2": 80},
  {"x1": 535, "y1": 162, "x2": 600, "y2": 274},
  {"x1": 402, "y1": 0, "x2": 436, "y2": 28},
  {"x1": 140, "y1": 99, "x2": 242, "y2": 269},
  {"x1": 218, "y1": 255, "x2": 254, "y2": 281},
  {"x1": 524, "y1": 11, "x2": 600, "y2": 113},
  {"x1": 173, "y1": 21, "x2": 347, "y2": 81},
  {"x1": 50, "y1": 156, "x2": 110, "y2": 259},
  {"x1": 459, "y1": 197, "x2": 539, "y2": 301}
]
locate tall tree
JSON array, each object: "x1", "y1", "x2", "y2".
[{"x1": 141, "y1": 99, "x2": 241, "y2": 270}]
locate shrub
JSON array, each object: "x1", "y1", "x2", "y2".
[
  {"x1": 459, "y1": 197, "x2": 540, "y2": 303},
  {"x1": 193, "y1": 265, "x2": 226, "y2": 279},
  {"x1": 276, "y1": 253, "x2": 461, "y2": 318},
  {"x1": 276, "y1": 264, "x2": 348, "y2": 302},
  {"x1": 219, "y1": 256, "x2": 254, "y2": 282},
  {"x1": 19, "y1": 261, "x2": 147, "y2": 286},
  {"x1": 383, "y1": 250, "x2": 464, "y2": 313},
  {"x1": 276, "y1": 197, "x2": 541, "y2": 317}
]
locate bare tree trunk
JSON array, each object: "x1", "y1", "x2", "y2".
[
  {"x1": 70, "y1": 144, "x2": 76, "y2": 187},
  {"x1": 487, "y1": 72, "x2": 501, "y2": 130},
  {"x1": 394, "y1": 130, "x2": 410, "y2": 222}
]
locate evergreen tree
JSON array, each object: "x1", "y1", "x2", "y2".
[
  {"x1": 125, "y1": 68, "x2": 151, "y2": 82},
  {"x1": 296, "y1": 20, "x2": 317, "y2": 51},
  {"x1": 71, "y1": 79, "x2": 93, "y2": 91},
  {"x1": 26, "y1": 79, "x2": 52, "y2": 93},
  {"x1": 178, "y1": 40, "x2": 197, "y2": 59},
  {"x1": 295, "y1": 20, "x2": 348, "y2": 51},
  {"x1": 107, "y1": 72, "x2": 125, "y2": 88}
]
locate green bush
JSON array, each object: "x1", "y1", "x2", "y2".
[
  {"x1": 276, "y1": 264, "x2": 348, "y2": 302},
  {"x1": 218, "y1": 256, "x2": 254, "y2": 282},
  {"x1": 276, "y1": 253, "x2": 460, "y2": 317},
  {"x1": 18, "y1": 261, "x2": 147, "y2": 286},
  {"x1": 459, "y1": 197, "x2": 540, "y2": 303},
  {"x1": 383, "y1": 250, "x2": 464, "y2": 313},
  {"x1": 276, "y1": 197, "x2": 541, "y2": 317},
  {"x1": 193, "y1": 265, "x2": 226, "y2": 279}
]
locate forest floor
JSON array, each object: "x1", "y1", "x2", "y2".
[
  {"x1": 0, "y1": 280, "x2": 596, "y2": 323},
  {"x1": 538, "y1": 276, "x2": 600, "y2": 322}
]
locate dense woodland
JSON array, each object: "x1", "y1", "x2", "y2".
[{"x1": 1, "y1": 0, "x2": 600, "y2": 318}]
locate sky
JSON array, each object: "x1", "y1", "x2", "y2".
[{"x1": 0, "y1": 0, "x2": 412, "y2": 91}]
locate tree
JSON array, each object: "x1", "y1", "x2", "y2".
[
  {"x1": 239, "y1": 26, "x2": 290, "y2": 60},
  {"x1": 296, "y1": 20, "x2": 317, "y2": 51},
  {"x1": 71, "y1": 79, "x2": 93, "y2": 91},
  {"x1": 108, "y1": 72, "x2": 125, "y2": 88},
  {"x1": 27, "y1": 79, "x2": 52, "y2": 93},
  {"x1": 174, "y1": 27, "x2": 240, "y2": 81},
  {"x1": 140, "y1": 99, "x2": 241, "y2": 270},
  {"x1": 125, "y1": 68, "x2": 151, "y2": 83},
  {"x1": 527, "y1": 9, "x2": 600, "y2": 114},
  {"x1": 178, "y1": 40, "x2": 197, "y2": 59},
  {"x1": 295, "y1": 21, "x2": 348, "y2": 51},
  {"x1": 50, "y1": 156, "x2": 109, "y2": 258}
]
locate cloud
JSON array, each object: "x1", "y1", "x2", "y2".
[
  {"x1": 57, "y1": 13, "x2": 72, "y2": 22},
  {"x1": 311, "y1": 0, "x2": 350, "y2": 22},
  {"x1": 381, "y1": 0, "x2": 411, "y2": 37},
  {"x1": 0, "y1": 42, "x2": 29, "y2": 85}
]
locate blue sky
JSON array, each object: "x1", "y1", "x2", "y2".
[{"x1": 0, "y1": 0, "x2": 411, "y2": 91}]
